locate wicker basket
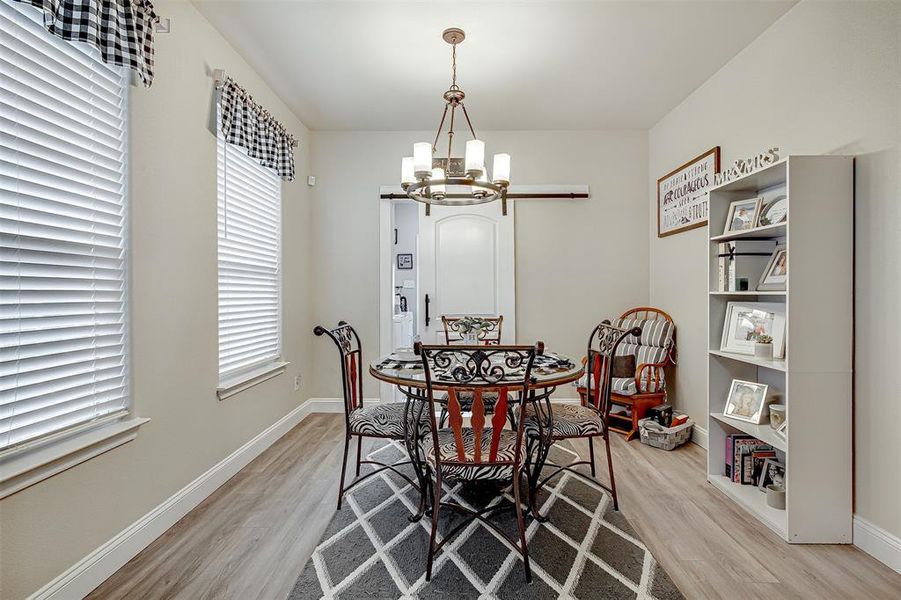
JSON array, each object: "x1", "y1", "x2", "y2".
[{"x1": 638, "y1": 416, "x2": 693, "y2": 451}]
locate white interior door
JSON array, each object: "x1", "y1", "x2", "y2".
[{"x1": 418, "y1": 200, "x2": 515, "y2": 343}]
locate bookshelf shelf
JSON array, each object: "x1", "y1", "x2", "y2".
[
  {"x1": 709, "y1": 475, "x2": 788, "y2": 538},
  {"x1": 708, "y1": 349, "x2": 787, "y2": 372},
  {"x1": 708, "y1": 291, "x2": 786, "y2": 297},
  {"x1": 710, "y1": 222, "x2": 787, "y2": 243},
  {"x1": 710, "y1": 412, "x2": 787, "y2": 452},
  {"x1": 706, "y1": 155, "x2": 853, "y2": 544}
]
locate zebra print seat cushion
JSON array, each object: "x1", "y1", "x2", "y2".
[
  {"x1": 424, "y1": 428, "x2": 519, "y2": 481},
  {"x1": 348, "y1": 403, "x2": 426, "y2": 438},
  {"x1": 435, "y1": 391, "x2": 500, "y2": 411},
  {"x1": 523, "y1": 403, "x2": 604, "y2": 439}
]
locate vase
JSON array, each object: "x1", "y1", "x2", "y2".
[
  {"x1": 463, "y1": 332, "x2": 479, "y2": 344},
  {"x1": 754, "y1": 342, "x2": 773, "y2": 360}
]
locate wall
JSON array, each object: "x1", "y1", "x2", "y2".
[
  {"x1": 392, "y1": 202, "x2": 418, "y2": 329},
  {"x1": 648, "y1": 0, "x2": 900, "y2": 539},
  {"x1": 310, "y1": 130, "x2": 649, "y2": 397},
  {"x1": 0, "y1": 2, "x2": 314, "y2": 598}
]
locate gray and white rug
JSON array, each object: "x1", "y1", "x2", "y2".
[{"x1": 290, "y1": 440, "x2": 683, "y2": 600}]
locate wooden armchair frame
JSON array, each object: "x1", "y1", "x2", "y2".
[{"x1": 578, "y1": 307, "x2": 676, "y2": 441}]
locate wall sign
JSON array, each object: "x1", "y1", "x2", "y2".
[
  {"x1": 657, "y1": 147, "x2": 720, "y2": 237},
  {"x1": 713, "y1": 148, "x2": 780, "y2": 186},
  {"x1": 396, "y1": 253, "x2": 413, "y2": 270}
]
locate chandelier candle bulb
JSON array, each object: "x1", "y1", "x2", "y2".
[
  {"x1": 430, "y1": 168, "x2": 446, "y2": 199},
  {"x1": 465, "y1": 139, "x2": 485, "y2": 176},
  {"x1": 413, "y1": 143, "x2": 433, "y2": 177},
  {"x1": 472, "y1": 171, "x2": 489, "y2": 199},
  {"x1": 401, "y1": 157, "x2": 415, "y2": 185},
  {"x1": 492, "y1": 153, "x2": 511, "y2": 185}
]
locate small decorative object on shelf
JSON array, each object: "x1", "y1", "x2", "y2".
[
  {"x1": 766, "y1": 483, "x2": 787, "y2": 509},
  {"x1": 768, "y1": 403, "x2": 786, "y2": 429},
  {"x1": 758, "y1": 458, "x2": 785, "y2": 493},
  {"x1": 717, "y1": 240, "x2": 776, "y2": 291},
  {"x1": 724, "y1": 197, "x2": 762, "y2": 233},
  {"x1": 723, "y1": 379, "x2": 770, "y2": 424},
  {"x1": 721, "y1": 302, "x2": 786, "y2": 358},
  {"x1": 757, "y1": 245, "x2": 787, "y2": 291},
  {"x1": 754, "y1": 334, "x2": 774, "y2": 359}
]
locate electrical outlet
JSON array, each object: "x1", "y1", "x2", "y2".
[
  {"x1": 307, "y1": 175, "x2": 316, "y2": 187},
  {"x1": 294, "y1": 374, "x2": 302, "y2": 391}
]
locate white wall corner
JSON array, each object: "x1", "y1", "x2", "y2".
[
  {"x1": 853, "y1": 516, "x2": 901, "y2": 575},
  {"x1": 691, "y1": 423, "x2": 708, "y2": 449},
  {"x1": 29, "y1": 400, "x2": 315, "y2": 600}
]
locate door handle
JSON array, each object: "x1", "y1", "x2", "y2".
[{"x1": 424, "y1": 294, "x2": 431, "y2": 327}]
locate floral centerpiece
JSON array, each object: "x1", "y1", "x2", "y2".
[{"x1": 456, "y1": 316, "x2": 492, "y2": 343}]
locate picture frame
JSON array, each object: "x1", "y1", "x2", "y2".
[
  {"x1": 724, "y1": 379, "x2": 770, "y2": 424},
  {"x1": 724, "y1": 197, "x2": 762, "y2": 234},
  {"x1": 774, "y1": 420, "x2": 787, "y2": 439},
  {"x1": 757, "y1": 458, "x2": 785, "y2": 492},
  {"x1": 756, "y1": 194, "x2": 787, "y2": 227},
  {"x1": 720, "y1": 301, "x2": 787, "y2": 358},
  {"x1": 396, "y1": 253, "x2": 413, "y2": 270},
  {"x1": 657, "y1": 146, "x2": 721, "y2": 237},
  {"x1": 757, "y1": 245, "x2": 787, "y2": 291}
]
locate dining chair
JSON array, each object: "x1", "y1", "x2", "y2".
[
  {"x1": 314, "y1": 321, "x2": 425, "y2": 509},
  {"x1": 437, "y1": 315, "x2": 504, "y2": 426},
  {"x1": 523, "y1": 321, "x2": 641, "y2": 515},
  {"x1": 415, "y1": 342, "x2": 539, "y2": 583},
  {"x1": 441, "y1": 315, "x2": 503, "y2": 345}
]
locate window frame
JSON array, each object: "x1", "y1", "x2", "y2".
[
  {"x1": 215, "y1": 119, "x2": 287, "y2": 399},
  {"x1": 0, "y1": 1, "x2": 147, "y2": 498}
]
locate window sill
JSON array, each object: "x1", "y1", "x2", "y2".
[
  {"x1": 217, "y1": 361, "x2": 289, "y2": 401},
  {"x1": 0, "y1": 415, "x2": 150, "y2": 499}
]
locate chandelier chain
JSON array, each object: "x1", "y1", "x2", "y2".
[{"x1": 451, "y1": 41, "x2": 457, "y2": 89}]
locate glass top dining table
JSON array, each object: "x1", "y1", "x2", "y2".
[{"x1": 368, "y1": 348, "x2": 584, "y2": 390}]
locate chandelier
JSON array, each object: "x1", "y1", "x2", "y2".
[{"x1": 400, "y1": 28, "x2": 510, "y2": 208}]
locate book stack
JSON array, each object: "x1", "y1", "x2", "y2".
[{"x1": 725, "y1": 434, "x2": 775, "y2": 486}]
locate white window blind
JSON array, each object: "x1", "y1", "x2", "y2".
[
  {"x1": 0, "y1": 1, "x2": 130, "y2": 451},
  {"x1": 217, "y1": 123, "x2": 282, "y2": 381}
]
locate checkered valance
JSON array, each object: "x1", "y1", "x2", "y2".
[
  {"x1": 219, "y1": 77, "x2": 297, "y2": 181},
  {"x1": 14, "y1": 0, "x2": 160, "y2": 86}
]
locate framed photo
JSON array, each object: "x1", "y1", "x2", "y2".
[
  {"x1": 724, "y1": 197, "x2": 762, "y2": 234},
  {"x1": 757, "y1": 245, "x2": 787, "y2": 291},
  {"x1": 724, "y1": 379, "x2": 770, "y2": 424},
  {"x1": 757, "y1": 458, "x2": 785, "y2": 492},
  {"x1": 720, "y1": 302, "x2": 787, "y2": 358},
  {"x1": 396, "y1": 253, "x2": 413, "y2": 270},
  {"x1": 657, "y1": 147, "x2": 720, "y2": 238},
  {"x1": 756, "y1": 194, "x2": 787, "y2": 227}
]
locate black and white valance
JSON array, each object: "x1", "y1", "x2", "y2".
[
  {"x1": 219, "y1": 77, "x2": 297, "y2": 181},
  {"x1": 13, "y1": 0, "x2": 159, "y2": 86}
]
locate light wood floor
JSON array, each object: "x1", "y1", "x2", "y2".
[{"x1": 89, "y1": 413, "x2": 901, "y2": 599}]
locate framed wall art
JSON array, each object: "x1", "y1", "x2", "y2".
[
  {"x1": 657, "y1": 146, "x2": 721, "y2": 237},
  {"x1": 396, "y1": 253, "x2": 413, "y2": 270}
]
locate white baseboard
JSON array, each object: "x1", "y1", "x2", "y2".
[
  {"x1": 691, "y1": 423, "x2": 708, "y2": 449},
  {"x1": 854, "y1": 515, "x2": 901, "y2": 574},
  {"x1": 30, "y1": 400, "x2": 315, "y2": 600}
]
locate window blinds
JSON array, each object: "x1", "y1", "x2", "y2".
[
  {"x1": 217, "y1": 124, "x2": 282, "y2": 381},
  {"x1": 1, "y1": 1, "x2": 130, "y2": 451}
]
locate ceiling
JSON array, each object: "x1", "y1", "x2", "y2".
[{"x1": 193, "y1": 1, "x2": 796, "y2": 131}]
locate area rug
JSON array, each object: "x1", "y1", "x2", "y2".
[{"x1": 290, "y1": 440, "x2": 683, "y2": 600}]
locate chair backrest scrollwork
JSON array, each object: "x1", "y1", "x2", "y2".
[
  {"x1": 314, "y1": 321, "x2": 364, "y2": 421},
  {"x1": 584, "y1": 321, "x2": 643, "y2": 416},
  {"x1": 441, "y1": 315, "x2": 504, "y2": 345}
]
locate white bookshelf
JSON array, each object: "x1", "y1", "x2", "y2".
[{"x1": 706, "y1": 156, "x2": 853, "y2": 543}]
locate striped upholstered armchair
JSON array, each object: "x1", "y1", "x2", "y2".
[{"x1": 578, "y1": 307, "x2": 676, "y2": 440}]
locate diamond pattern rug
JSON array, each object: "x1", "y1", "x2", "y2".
[{"x1": 290, "y1": 439, "x2": 683, "y2": 600}]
